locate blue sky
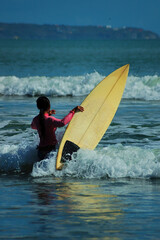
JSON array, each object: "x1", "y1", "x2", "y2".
[{"x1": 0, "y1": 0, "x2": 160, "y2": 35}]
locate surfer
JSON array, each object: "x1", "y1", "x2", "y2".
[{"x1": 31, "y1": 96, "x2": 84, "y2": 160}]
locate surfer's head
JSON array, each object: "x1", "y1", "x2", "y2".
[{"x1": 36, "y1": 96, "x2": 50, "y2": 112}]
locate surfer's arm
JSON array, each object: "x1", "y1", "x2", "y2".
[
  {"x1": 51, "y1": 111, "x2": 75, "y2": 128},
  {"x1": 51, "y1": 106, "x2": 84, "y2": 127}
]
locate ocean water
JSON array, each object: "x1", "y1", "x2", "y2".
[{"x1": 0, "y1": 39, "x2": 160, "y2": 239}]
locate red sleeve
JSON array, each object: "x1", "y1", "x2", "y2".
[{"x1": 51, "y1": 111, "x2": 75, "y2": 128}]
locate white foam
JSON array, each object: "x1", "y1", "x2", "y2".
[
  {"x1": 0, "y1": 73, "x2": 160, "y2": 100},
  {"x1": 0, "y1": 72, "x2": 102, "y2": 97},
  {"x1": 1, "y1": 139, "x2": 159, "y2": 178},
  {"x1": 124, "y1": 75, "x2": 160, "y2": 100},
  {"x1": 31, "y1": 145, "x2": 160, "y2": 179}
]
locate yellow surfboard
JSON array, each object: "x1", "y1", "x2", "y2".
[{"x1": 56, "y1": 64, "x2": 129, "y2": 170}]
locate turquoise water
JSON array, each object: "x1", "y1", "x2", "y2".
[{"x1": 0, "y1": 40, "x2": 160, "y2": 239}]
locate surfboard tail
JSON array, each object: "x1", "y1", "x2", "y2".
[
  {"x1": 61, "y1": 140, "x2": 80, "y2": 162},
  {"x1": 56, "y1": 140, "x2": 80, "y2": 170}
]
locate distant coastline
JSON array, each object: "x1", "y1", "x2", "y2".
[{"x1": 0, "y1": 22, "x2": 159, "y2": 40}]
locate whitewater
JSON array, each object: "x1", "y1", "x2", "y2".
[{"x1": 0, "y1": 73, "x2": 160, "y2": 100}]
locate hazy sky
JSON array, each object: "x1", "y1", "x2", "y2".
[{"x1": 0, "y1": 0, "x2": 160, "y2": 35}]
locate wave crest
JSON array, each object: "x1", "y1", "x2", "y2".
[{"x1": 0, "y1": 73, "x2": 160, "y2": 100}]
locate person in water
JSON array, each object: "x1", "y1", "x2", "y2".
[{"x1": 31, "y1": 96, "x2": 84, "y2": 160}]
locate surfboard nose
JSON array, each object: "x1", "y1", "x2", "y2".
[{"x1": 125, "y1": 64, "x2": 130, "y2": 70}]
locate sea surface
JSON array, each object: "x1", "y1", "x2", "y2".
[{"x1": 0, "y1": 39, "x2": 160, "y2": 239}]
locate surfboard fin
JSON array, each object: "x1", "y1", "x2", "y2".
[{"x1": 61, "y1": 140, "x2": 80, "y2": 163}]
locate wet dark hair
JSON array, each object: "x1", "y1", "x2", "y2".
[{"x1": 36, "y1": 96, "x2": 50, "y2": 138}]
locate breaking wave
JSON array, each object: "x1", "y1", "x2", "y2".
[
  {"x1": 1, "y1": 140, "x2": 160, "y2": 179},
  {"x1": 0, "y1": 73, "x2": 160, "y2": 100}
]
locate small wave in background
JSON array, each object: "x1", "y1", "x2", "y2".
[{"x1": 0, "y1": 73, "x2": 160, "y2": 100}]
